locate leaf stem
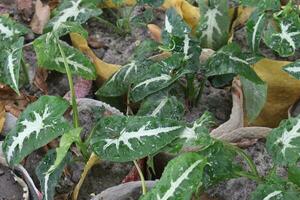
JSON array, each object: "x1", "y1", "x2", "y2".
[
  {"x1": 133, "y1": 160, "x2": 147, "y2": 195},
  {"x1": 93, "y1": 16, "x2": 123, "y2": 35},
  {"x1": 21, "y1": 56, "x2": 30, "y2": 84}
]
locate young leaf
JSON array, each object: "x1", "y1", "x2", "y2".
[
  {"x1": 34, "y1": 39, "x2": 96, "y2": 80},
  {"x1": 246, "y1": 12, "x2": 266, "y2": 52},
  {"x1": 196, "y1": 0, "x2": 230, "y2": 50},
  {"x1": 288, "y1": 166, "x2": 300, "y2": 187},
  {"x1": 241, "y1": 76, "x2": 267, "y2": 123},
  {"x1": 0, "y1": 37, "x2": 24, "y2": 94},
  {"x1": 137, "y1": 93, "x2": 185, "y2": 120},
  {"x1": 36, "y1": 150, "x2": 71, "y2": 200},
  {"x1": 45, "y1": 0, "x2": 101, "y2": 31},
  {"x1": 140, "y1": 153, "x2": 207, "y2": 200},
  {"x1": 283, "y1": 60, "x2": 300, "y2": 80},
  {"x1": 0, "y1": 16, "x2": 28, "y2": 42},
  {"x1": 2, "y1": 96, "x2": 70, "y2": 166},
  {"x1": 263, "y1": 12, "x2": 300, "y2": 57},
  {"x1": 206, "y1": 43, "x2": 264, "y2": 84},
  {"x1": 90, "y1": 115, "x2": 184, "y2": 162},
  {"x1": 266, "y1": 116, "x2": 300, "y2": 166}
]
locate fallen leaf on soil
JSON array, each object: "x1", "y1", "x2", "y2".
[
  {"x1": 147, "y1": 24, "x2": 162, "y2": 43},
  {"x1": 70, "y1": 33, "x2": 120, "y2": 82},
  {"x1": 122, "y1": 158, "x2": 146, "y2": 183},
  {"x1": 33, "y1": 67, "x2": 48, "y2": 93},
  {"x1": 49, "y1": 0, "x2": 60, "y2": 10},
  {"x1": 252, "y1": 59, "x2": 300, "y2": 127},
  {"x1": 0, "y1": 102, "x2": 5, "y2": 133},
  {"x1": 64, "y1": 77, "x2": 92, "y2": 99},
  {"x1": 30, "y1": 0, "x2": 50, "y2": 34},
  {"x1": 16, "y1": 0, "x2": 33, "y2": 22}
]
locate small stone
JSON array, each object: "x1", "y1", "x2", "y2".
[{"x1": 0, "y1": 169, "x2": 5, "y2": 176}]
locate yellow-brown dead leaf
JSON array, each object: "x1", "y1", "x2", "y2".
[
  {"x1": 0, "y1": 102, "x2": 5, "y2": 133},
  {"x1": 251, "y1": 59, "x2": 300, "y2": 128}
]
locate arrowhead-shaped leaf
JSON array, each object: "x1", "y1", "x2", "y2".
[
  {"x1": 0, "y1": 16, "x2": 28, "y2": 42},
  {"x1": 2, "y1": 96, "x2": 70, "y2": 166},
  {"x1": 137, "y1": 93, "x2": 185, "y2": 120},
  {"x1": 90, "y1": 115, "x2": 184, "y2": 162},
  {"x1": 196, "y1": 0, "x2": 230, "y2": 50},
  {"x1": 266, "y1": 116, "x2": 300, "y2": 165},
  {"x1": 45, "y1": 0, "x2": 101, "y2": 31},
  {"x1": 283, "y1": 60, "x2": 300, "y2": 80},
  {"x1": 36, "y1": 150, "x2": 71, "y2": 200},
  {"x1": 0, "y1": 37, "x2": 24, "y2": 94},
  {"x1": 34, "y1": 39, "x2": 96, "y2": 80},
  {"x1": 206, "y1": 43, "x2": 264, "y2": 84},
  {"x1": 140, "y1": 153, "x2": 207, "y2": 200},
  {"x1": 246, "y1": 12, "x2": 266, "y2": 52}
]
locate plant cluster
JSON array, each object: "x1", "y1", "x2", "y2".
[{"x1": 1, "y1": 0, "x2": 300, "y2": 200}]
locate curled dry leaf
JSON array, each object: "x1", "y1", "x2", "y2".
[
  {"x1": 33, "y1": 67, "x2": 48, "y2": 93},
  {"x1": 122, "y1": 158, "x2": 146, "y2": 183},
  {"x1": 147, "y1": 24, "x2": 162, "y2": 43},
  {"x1": 64, "y1": 77, "x2": 92, "y2": 99},
  {"x1": 30, "y1": 0, "x2": 50, "y2": 34},
  {"x1": 0, "y1": 102, "x2": 5, "y2": 133}
]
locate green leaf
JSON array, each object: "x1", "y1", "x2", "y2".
[
  {"x1": 196, "y1": 0, "x2": 230, "y2": 50},
  {"x1": 137, "y1": 0, "x2": 164, "y2": 7},
  {"x1": 241, "y1": 76, "x2": 267, "y2": 123},
  {"x1": 36, "y1": 150, "x2": 71, "y2": 200},
  {"x1": 263, "y1": 12, "x2": 300, "y2": 57},
  {"x1": 137, "y1": 93, "x2": 185, "y2": 120},
  {"x1": 130, "y1": 39, "x2": 159, "y2": 61},
  {"x1": 239, "y1": 0, "x2": 280, "y2": 11},
  {"x1": 288, "y1": 166, "x2": 300, "y2": 187},
  {"x1": 90, "y1": 115, "x2": 184, "y2": 162},
  {"x1": 46, "y1": 0, "x2": 101, "y2": 31},
  {"x1": 250, "y1": 182, "x2": 300, "y2": 200},
  {"x1": 0, "y1": 37, "x2": 24, "y2": 94},
  {"x1": 206, "y1": 43, "x2": 264, "y2": 84},
  {"x1": 0, "y1": 16, "x2": 28, "y2": 42},
  {"x1": 266, "y1": 116, "x2": 300, "y2": 166},
  {"x1": 34, "y1": 39, "x2": 96, "y2": 80},
  {"x1": 246, "y1": 12, "x2": 266, "y2": 52},
  {"x1": 2, "y1": 96, "x2": 70, "y2": 166},
  {"x1": 140, "y1": 153, "x2": 207, "y2": 200},
  {"x1": 283, "y1": 60, "x2": 300, "y2": 80}
]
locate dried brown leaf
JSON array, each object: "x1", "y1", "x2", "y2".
[
  {"x1": 33, "y1": 67, "x2": 48, "y2": 93},
  {"x1": 30, "y1": 0, "x2": 50, "y2": 34},
  {"x1": 16, "y1": 0, "x2": 33, "y2": 22}
]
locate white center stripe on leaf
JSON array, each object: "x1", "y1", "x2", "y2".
[
  {"x1": 44, "y1": 173, "x2": 50, "y2": 200},
  {"x1": 275, "y1": 119, "x2": 300, "y2": 157},
  {"x1": 201, "y1": 6, "x2": 222, "y2": 47},
  {"x1": 0, "y1": 22, "x2": 18, "y2": 39},
  {"x1": 156, "y1": 159, "x2": 203, "y2": 200},
  {"x1": 285, "y1": 66, "x2": 300, "y2": 73},
  {"x1": 275, "y1": 22, "x2": 300, "y2": 50},
  {"x1": 103, "y1": 123, "x2": 182, "y2": 151},
  {"x1": 6, "y1": 106, "x2": 52, "y2": 162},
  {"x1": 151, "y1": 98, "x2": 168, "y2": 116},
  {"x1": 6, "y1": 50, "x2": 18, "y2": 90},
  {"x1": 263, "y1": 191, "x2": 282, "y2": 200},
  {"x1": 55, "y1": 54, "x2": 92, "y2": 74},
  {"x1": 123, "y1": 61, "x2": 137, "y2": 81},
  {"x1": 183, "y1": 29, "x2": 191, "y2": 60},
  {"x1": 165, "y1": 15, "x2": 173, "y2": 33},
  {"x1": 229, "y1": 55, "x2": 249, "y2": 65},
  {"x1": 132, "y1": 74, "x2": 171, "y2": 90},
  {"x1": 252, "y1": 13, "x2": 265, "y2": 51},
  {"x1": 52, "y1": 0, "x2": 85, "y2": 30}
]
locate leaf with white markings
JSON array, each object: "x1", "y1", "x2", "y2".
[
  {"x1": 266, "y1": 116, "x2": 300, "y2": 165},
  {"x1": 283, "y1": 60, "x2": 300, "y2": 80},
  {"x1": 0, "y1": 16, "x2": 28, "y2": 42},
  {"x1": 137, "y1": 93, "x2": 185, "y2": 120},
  {"x1": 90, "y1": 115, "x2": 184, "y2": 162},
  {"x1": 140, "y1": 153, "x2": 207, "y2": 200},
  {"x1": 36, "y1": 150, "x2": 71, "y2": 200},
  {"x1": 2, "y1": 96, "x2": 70, "y2": 166},
  {"x1": 45, "y1": 0, "x2": 101, "y2": 31},
  {"x1": 196, "y1": 0, "x2": 230, "y2": 50},
  {"x1": 206, "y1": 43, "x2": 264, "y2": 84},
  {"x1": 34, "y1": 39, "x2": 96, "y2": 80},
  {"x1": 263, "y1": 10, "x2": 300, "y2": 57},
  {"x1": 246, "y1": 11, "x2": 266, "y2": 53},
  {"x1": 0, "y1": 37, "x2": 24, "y2": 94}
]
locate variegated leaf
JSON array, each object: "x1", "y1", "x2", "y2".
[
  {"x1": 45, "y1": 0, "x2": 101, "y2": 31},
  {"x1": 263, "y1": 12, "x2": 300, "y2": 57},
  {"x1": 2, "y1": 96, "x2": 70, "y2": 166},
  {"x1": 140, "y1": 153, "x2": 207, "y2": 200},
  {"x1": 0, "y1": 37, "x2": 24, "y2": 94},
  {"x1": 246, "y1": 12, "x2": 266, "y2": 52},
  {"x1": 283, "y1": 60, "x2": 300, "y2": 80},
  {"x1": 196, "y1": 0, "x2": 230, "y2": 50},
  {"x1": 251, "y1": 183, "x2": 300, "y2": 200},
  {"x1": 34, "y1": 38, "x2": 96, "y2": 80},
  {"x1": 36, "y1": 150, "x2": 71, "y2": 200},
  {"x1": 206, "y1": 43, "x2": 264, "y2": 84},
  {"x1": 137, "y1": 93, "x2": 185, "y2": 120},
  {"x1": 90, "y1": 115, "x2": 184, "y2": 162},
  {"x1": 0, "y1": 16, "x2": 28, "y2": 42},
  {"x1": 240, "y1": 0, "x2": 280, "y2": 11},
  {"x1": 266, "y1": 116, "x2": 300, "y2": 165}
]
